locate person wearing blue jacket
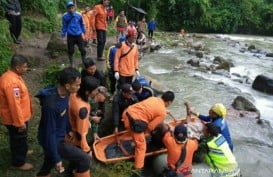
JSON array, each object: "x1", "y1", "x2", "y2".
[
  {"x1": 132, "y1": 78, "x2": 156, "y2": 101},
  {"x1": 106, "y1": 36, "x2": 126, "y2": 94},
  {"x1": 61, "y1": 1, "x2": 86, "y2": 67},
  {"x1": 190, "y1": 103, "x2": 234, "y2": 151},
  {"x1": 36, "y1": 67, "x2": 91, "y2": 177},
  {"x1": 147, "y1": 18, "x2": 156, "y2": 40}
]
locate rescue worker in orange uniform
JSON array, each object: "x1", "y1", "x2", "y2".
[
  {"x1": 114, "y1": 28, "x2": 140, "y2": 89},
  {"x1": 94, "y1": 0, "x2": 109, "y2": 61},
  {"x1": 158, "y1": 123, "x2": 199, "y2": 177},
  {"x1": 81, "y1": 5, "x2": 92, "y2": 47},
  {"x1": 89, "y1": 8, "x2": 97, "y2": 44},
  {"x1": 66, "y1": 76, "x2": 100, "y2": 177},
  {"x1": 0, "y1": 54, "x2": 33, "y2": 170},
  {"x1": 122, "y1": 91, "x2": 175, "y2": 175}
]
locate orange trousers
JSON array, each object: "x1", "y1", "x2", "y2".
[{"x1": 123, "y1": 114, "x2": 146, "y2": 169}]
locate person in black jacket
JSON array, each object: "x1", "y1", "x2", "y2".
[
  {"x1": 81, "y1": 58, "x2": 106, "y2": 119},
  {"x1": 5, "y1": 0, "x2": 22, "y2": 44},
  {"x1": 112, "y1": 83, "x2": 138, "y2": 133},
  {"x1": 81, "y1": 58, "x2": 106, "y2": 87}
]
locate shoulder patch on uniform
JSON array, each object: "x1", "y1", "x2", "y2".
[
  {"x1": 79, "y1": 107, "x2": 88, "y2": 119},
  {"x1": 115, "y1": 42, "x2": 122, "y2": 48},
  {"x1": 13, "y1": 87, "x2": 20, "y2": 98}
]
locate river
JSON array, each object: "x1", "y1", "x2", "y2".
[{"x1": 139, "y1": 34, "x2": 273, "y2": 177}]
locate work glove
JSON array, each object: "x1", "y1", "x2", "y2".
[
  {"x1": 114, "y1": 72, "x2": 119, "y2": 80},
  {"x1": 136, "y1": 70, "x2": 140, "y2": 77}
]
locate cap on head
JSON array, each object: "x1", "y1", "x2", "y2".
[
  {"x1": 119, "y1": 36, "x2": 126, "y2": 43},
  {"x1": 67, "y1": 1, "x2": 74, "y2": 8},
  {"x1": 174, "y1": 124, "x2": 187, "y2": 142},
  {"x1": 121, "y1": 84, "x2": 134, "y2": 94}
]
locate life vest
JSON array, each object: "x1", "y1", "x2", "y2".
[
  {"x1": 116, "y1": 15, "x2": 127, "y2": 28},
  {"x1": 205, "y1": 135, "x2": 240, "y2": 177}
]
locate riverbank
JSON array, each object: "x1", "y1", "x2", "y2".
[{"x1": 0, "y1": 32, "x2": 140, "y2": 177}]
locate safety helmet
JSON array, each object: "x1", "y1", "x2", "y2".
[
  {"x1": 127, "y1": 28, "x2": 137, "y2": 37},
  {"x1": 67, "y1": 1, "x2": 74, "y2": 8}
]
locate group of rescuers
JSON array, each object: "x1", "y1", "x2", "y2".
[
  {"x1": 0, "y1": 2, "x2": 240, "y2": 177},
  {"x1": 61, "y1": 0, "x2": 154, "y2": 67}
]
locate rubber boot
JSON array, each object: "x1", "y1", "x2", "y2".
[{"x1": 73, "y1": 170, "x2": 90, "y2": 177}]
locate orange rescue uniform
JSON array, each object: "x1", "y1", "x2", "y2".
[
  {"x1": 81, "y1": 10, "x2": 91, "y2": 41},
  {"x1": 89, "y1": 10, "x2": 97, "y2": 40},
  {"x1": 122, "y1": 97, "x2": 167, "y2": 168},
  {"x1": 0, "y1": 70, "x2": 32, "y2": 127},
  {"x1": 94, "y1": 4, "x2": 107, "y2": 30},
  {"x1": 68, "y1": 93, "x2": 91, "y2": 153},
  {"x1": 163, "y1": 131, "x2": 198, "y2": 177},
  {"x1": 114, "y1": 42, "x2": 139, "y2": 76}
]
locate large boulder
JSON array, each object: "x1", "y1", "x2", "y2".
[
  {"x1": 252, "y1": 75, "x2": 273, "y2": 95},
  {"x1": 46, "y1": 32, "x2": 67, "y2": 58},
  {"x1": 213, "y1": 56, "x2": 234, "y2": 71},
  {"x1": 231, "y1": 96, "x2": 260, "y2": 120},
  {"x1": 187, "y1": 58, "x2": 200, "y2": 67},
  {"x1": 265, "y1": 53, "x2": 273, "y2": 58}
]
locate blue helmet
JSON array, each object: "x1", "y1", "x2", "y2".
[
  {"x1": 119, "y1": 36, "x2": 126, "y2": 43},
  {"x1": 67, "y1": 1, "x2": 74, "y2": 8}
]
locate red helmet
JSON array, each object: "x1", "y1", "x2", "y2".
[{"x1": 127, "y1": 28, "x2": 137, "y2": 37}]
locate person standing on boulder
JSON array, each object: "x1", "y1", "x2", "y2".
[
  {"x1": 94, "y1": 0, "x2": 110, "y2": 61},
  {"x1": 61, "y1": 1, "x2": 86, "y2": 67},
  {"x1": 0, "y1": 54, "x2": 33, "y2": 170}
]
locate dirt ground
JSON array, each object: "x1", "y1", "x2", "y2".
[{"x1": 14, "y1": 33, "x2": 117, "y2": 114}]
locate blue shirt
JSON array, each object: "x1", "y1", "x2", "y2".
[
  {"x1": 148, "y1": 20, "x2": 156, "y2": 31},
  {"x1": 61, "y1": 12, "x2": 85, "y2": 37},
  {"x1": 134, "y1": 86, "x2": 155, "y2": 101},
  {"x1": 199, "y1": 114, "x2": 234, "y2": 151},
  {"x1": 108, "y1": 45, "x2": 117, "y2": 71},
  {"x1": 36, "y1": 86, "x2": 70, "y2": 163}
]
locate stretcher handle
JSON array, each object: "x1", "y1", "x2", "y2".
[{"x1": 167, "y1": 111, "x2": 177, "y2": 123}]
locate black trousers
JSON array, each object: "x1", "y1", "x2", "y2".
[
  {"x1": 36, "y1": 141, "x2": 90, "y2": 176},
  {"x1": 148, "y1": 30, "x2": 154, "y2": 38},
  {"x1": 6, "y1": 123, "x2": 28, "y2": 167},
  {"x1": 96, "y1": 29, "x2": 106, "y2": 58},
  {"x1": 67, "y1": 35, "x2": 86, "y2": 64},
  {"x1": 117, "y1": 75, "x2": 133, "y2": 90},
  {"x1": 6, "y1": 13, "x2": 22, "y2": 40},
  {"x1": 108, "y1": 70, "x2": 116, "y2": 94}
]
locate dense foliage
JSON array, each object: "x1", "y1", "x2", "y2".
[{"x1": 155, "y1": 0, "x2": 273, "y2": 35}]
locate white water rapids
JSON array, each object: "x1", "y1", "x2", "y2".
[{"x1": 140, "y1": 34, "x2": 273, "y2": 177}]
